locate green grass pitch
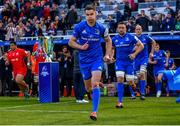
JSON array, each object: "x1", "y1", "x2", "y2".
[{"x1": 0, "y1": 96, "x2": 180, "y2": 125}]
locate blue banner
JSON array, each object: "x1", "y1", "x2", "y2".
[{"x1": 39, "y1": 62, "x2": 59, "y2": 103}]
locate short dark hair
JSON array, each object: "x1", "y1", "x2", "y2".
[
  {"x1": 117, "y1": 21, "x2": 126, "y2": 26},
  {"x1": 10, "y1": 41, "x2": 17, "y2": 45},
  {"x1": 84, "y1": 4, "x2": 96, "y2": 11}
]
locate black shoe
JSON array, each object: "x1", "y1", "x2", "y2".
[
  {"x1": 90, "y1": 112, "x2": 97, "y2": 121},
  {"x1": 115, "y1": 102, "x2": 123, "y2": 108}
]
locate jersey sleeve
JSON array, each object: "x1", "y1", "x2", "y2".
[
  {"x1": 111, "y1": 36, "x2": 116, "y2": 47},
  {"x1": 146, "y1": 35, "x2": 154, "y2": 43},
  {"x1": 132, "y1": 35, "x2": 139, "y2": 45},
  {"x1": 103, "y1": 28, "x2": 109, "y2": 38},
  {"x1": 162, "y1": 50, "x2": 166, "y2": 57},
  {"x1": 21, "y1": 49, "x2": 28, "y2": 57},
  {"x1": 73, "y1": 24, "x2": 80, "y2": 39}
]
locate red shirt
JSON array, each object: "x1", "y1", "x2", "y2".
[{"x1": 7, "y1": 48, "x2": 28, "y2": 73}]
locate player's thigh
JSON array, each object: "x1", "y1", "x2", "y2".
[
  {"x1": 15, "y1": 74, "x2": 25, "y2": 83},
  {"x1": 134, "y1": 60, "x2": 141, "y2": 75},
  {"x1": 91, "y1": 71, "x2": 102, "y2": 87},
  {"x1": 115, "y1": 61, "x2": 125, "y2": 83},
  {"x1": 126, "y1": 65, "x2": 134, "y2": 82},
  {"x1": 80, "y1": 65, "x2": 92, "y2": 90},
  {"x1": 84, "y1": 78, "x2": 92, "y2": 91},
  {"x1": 139, "y1": 58, "x2": 148, "y2": 74},
  {"x1": 157, "y1": 71, "x2": 164, "y2": 81},
  {"x1": 91, "y1": 60, "x2": 103, "y2": 87},
  {"x1": 80, "y1": 65, "x2": 92, "y2": 81}
]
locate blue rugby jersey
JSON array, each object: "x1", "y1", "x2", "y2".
[
  {"x1": 135, "y1": 34, "x2": 153, "y2": 60},
  {"x1": 112, "y1": 33, "x2": 138, "y2": 63},
  {"x1": 73, "y1": 21, "x2": 108, "y2": 64}
]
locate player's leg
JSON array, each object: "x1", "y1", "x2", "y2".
[
  {"x1": 139, "y1": 64, "x2": 147, "y2": 100},
  {"x1": 89, "y1": 60, "x2": 103, "y2": 120},
  {"x1": 115, "y1": 61, "x2": 125, "y2": 108},
  {"x1": 156, "y1": 72, "x2": 163, "y2": 97},
  {"x1": 15, "y1": 74, "x2": 30, "y2": 99},
  {"x1": 90, "y1": 70, "x2": 102, "y2": 120},
  {"x1": 153, "y1": 69, "x2": 159, "y2": 97},
  {"x1": 116, "y1": 72, "x2": 124, "y2": 108},
  {"x1": 126, "y1": 64, "x2": 135, "y2": 101}
]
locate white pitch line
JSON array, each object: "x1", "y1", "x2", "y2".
[
  {"x1": 0, "y1": 103, "x2": 42, "y2": 110},
  {"x1": 0, "y1": 109, "x2": 89, "y2": 113}
]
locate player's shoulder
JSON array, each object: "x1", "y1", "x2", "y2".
[
  {"x1": 112, "y1": 34, "x2": 119, "y2": 40},
  {"x1": 96, "y1": 22, "x2": 105, "y2": 29},
  {"x1": 17, "y1": 48, "x2": 26, "y2": 53},
  {"x1": 126, "y1": 33, "x2": 134, "y2": 38},
  {"x1": 76, "y1": 21, "x2": 87, "y2": 28}
]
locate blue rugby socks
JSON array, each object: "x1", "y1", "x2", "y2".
[{"x1": 92, "y1": 87, "x2": 100, "y2": 112}]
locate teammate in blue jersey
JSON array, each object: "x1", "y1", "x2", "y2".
[
  {"x1": 112, "y1": 22, "x2": 144, "y2": 108},
  {"x1": 162, "y1": 50, "x2": 176, "y2": 96},
  {"x1": 68, "y1": 5, "x2": 112, "y2": 121},
  {"x1": 133, "y1": 25, "x2": 156, "y2": 100},
  {"x1": 149, "y1": 43, "x2": 167, "y2": 97},
  {"x1": 164, "y1": 50, "x2": 176, "y2": 70}
]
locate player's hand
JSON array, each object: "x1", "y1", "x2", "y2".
[
  {"x1": 149, "y1": 53, "x2": 153, "y2": 58},
  {"x1": 5, "y1": 61, "x2": 9, "y2": 66},
  {"x1": 153, "y1": 60, "x2": 157, "y2": 64},
  {"x1": 103, "y1": 55, "x2": 111, "y2": 63},
  {"x1": 80, "y1": 42, "x2": 89, "y2": 50},
  {"x1": 129, "y1": 53, "x2": 136, "y2": 60}
]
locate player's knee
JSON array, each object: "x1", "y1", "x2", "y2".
[
  {"x1": 157, "y1": 74, "x2": 163, "y2": 82},
  {"x1": 15, "y1": 78, "x2": 21, "y2": 84},
  {"x1": 139, "y1": 72, "x2": 145, "y2": 80},
  {"x1": 117, "y1": 77, "x2": 124, "y2": 83},
  {"x1": 92, "y1": 81, "x2": 99, "y2": 88},
  {"x1": 126, "y1": 75, "x2": 134, "y2": 83},
  {"x1": 85, "y1": 85, "x2": 92, "y2": 92},
  {"x1": 116, "y1": 71, "x2": 124, "y2": 83}
]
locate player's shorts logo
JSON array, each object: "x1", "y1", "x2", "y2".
[{"x1": 40, "y1": 65, "x2": 49, "y2": 77}]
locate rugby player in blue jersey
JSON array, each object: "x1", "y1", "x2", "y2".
[
  {"x1": 160, "y1": 50, "x2": 176, "y2": 96},
  {"x1": 164, "y1": 50, "x2": 176, "y2": 70},
  {"x1": 112, "y1": 22, "x2": 144, "y2": 108},
  {"x1": 68, "y1": 5, "x2": 112, "y2": 120},
  {"x1": 149, "y1": 43, "x2": 166, "y2": 97},
  {"x1": 134, "y1": 25, "x2": 156, "y2": 100}
]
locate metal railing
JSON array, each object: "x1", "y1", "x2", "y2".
[{"x1": 19, "y1": 31, "x2": 180, "y2": 41}]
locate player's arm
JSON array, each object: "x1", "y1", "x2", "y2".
[
  {"x1": 68, "y1": 36, "x2": 88, "y2": 50},
  {"x1": 129, "y1": 37, "x2": 144, "y2": 60},
  {"x1": 150, "y1": 39, "x2": 156, "y2": 57},
  {"x1": 104, "y1": 35, "x2": 112, "y2": 61},
  {"x1": 148, "y1": 56, "x2": 157, "y2": 64},
  {"x1": 170, "y1": 59, "x2": 176, "y2": 70},
  {"x1": 68, "y1": 24, "x2": 89, "y2": 50}
]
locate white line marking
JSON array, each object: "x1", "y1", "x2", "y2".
[
  {"x1": 0, "y1": 109, "x2": 89, "y2": 113},
  {"x1": 0, "y1": 104, "x2": 42, "y2": 109}
]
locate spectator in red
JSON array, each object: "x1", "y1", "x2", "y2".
[{"x1": 43, "y1": 5, "x2": 51, "y2": 19}]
